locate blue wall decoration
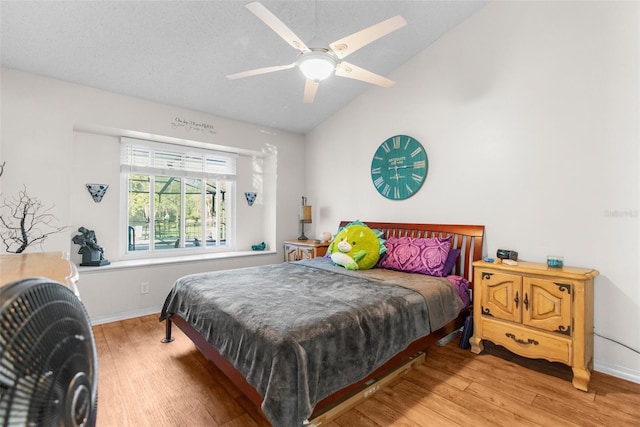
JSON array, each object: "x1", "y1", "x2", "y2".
[
  {"x1": 86, "y1": 184, "x2": 109, "y2": 203},
  {"x1": 245, "y1": 192, "x2": 257, "y2": 206}
]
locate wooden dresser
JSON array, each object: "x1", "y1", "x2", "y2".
[
  {"x1": 469, "y1": 260, "x2": 598, "y2": 391},
  {"x1": 284, "y1": 240, "x2": 329, "y2": 262},
  {"x1": 0, "y1": 252, "x2": 80, "y2": 297}
]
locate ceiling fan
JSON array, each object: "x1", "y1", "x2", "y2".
[{"x1": 226, "y1": 2, "x2": 407, "y2": 103}]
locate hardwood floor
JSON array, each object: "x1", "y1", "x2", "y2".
[{"x1": 93, "y1": 314, "x2": 640, "y2": 426}]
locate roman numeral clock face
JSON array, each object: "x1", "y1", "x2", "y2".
[{"x1": 371, "y1": 135, "x2": 428, "y2": 200}]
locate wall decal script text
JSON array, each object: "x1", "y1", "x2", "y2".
[{"x1": 171, "y1": 117, "x2": 216, "y2": 134}]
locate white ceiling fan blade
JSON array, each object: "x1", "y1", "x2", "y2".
[
  {"x1": 303, "y1": 79, "x2": 319, "y2": 103},
  {"x1": 226, "y1": 63, "x2": 295, "y2": 80},
  {"x1": 329, "y1": 15, "x2": 407, "y2": 60},
  {"x1": 246, "y1": 2, "x2": 310, "y2": 53},
  {"x1": 335, "y1": 62, "x2": 396, "y2": 88}
]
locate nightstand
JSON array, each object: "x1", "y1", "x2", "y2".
[
  {"x1": 284, "y1": 240, "x2": 329, "y2": 262},
  {"x1": 469, "y1": 260, "x2": 598, "y2": 391}
]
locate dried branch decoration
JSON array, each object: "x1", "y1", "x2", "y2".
[{"x1": 0, "y1": 186, "x2": 67, "y2": 253}]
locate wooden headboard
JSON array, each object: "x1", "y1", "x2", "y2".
[{"x1": 339, "y1": 221, "x2": 485, "y2": 286}]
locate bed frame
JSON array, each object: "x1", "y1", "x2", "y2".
[{"x1": 163, "y1": 221, "x2": 484, "y2": 426}]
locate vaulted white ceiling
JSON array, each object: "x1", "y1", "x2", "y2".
[{"x1": 1, "y1": 1, "x2": 486, "y2": 134}]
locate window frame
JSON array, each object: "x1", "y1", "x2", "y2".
[{"x1": 119, "y1": 137, "x2": 237, "y2": 259}]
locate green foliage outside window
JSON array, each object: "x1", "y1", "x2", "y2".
[{"x1": 126, "y1": 174, "x2": 229, "y2": 252}]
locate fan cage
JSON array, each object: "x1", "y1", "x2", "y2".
[{"x1": 0, "y1": 277, "x2": 98, "y2": 427}]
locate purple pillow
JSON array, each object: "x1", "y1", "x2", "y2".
[
  {"x1": 378, "y1": 236, "x2": 452, "y2": 276},
  {"x1": 446, "y1": 275, "x2": 470, "y2": 307},
  {"x1": 442, "y1": 248, "x2": 461, "y2": 276}
]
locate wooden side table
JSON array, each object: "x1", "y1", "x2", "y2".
[
  {"x1": 284, "y1": 240, "x2": 329, "y2": 262},
  {"x1": 0, "y1": 252, "x2": 80, "y2": 297}
]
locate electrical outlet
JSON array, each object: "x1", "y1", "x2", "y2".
[{"x1": 140, "y1": 281, "x2": 150, "y2": 294}]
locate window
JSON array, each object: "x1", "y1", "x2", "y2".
[{"x1": 121, "y1": 137, "x2": 236, "y2": 257}]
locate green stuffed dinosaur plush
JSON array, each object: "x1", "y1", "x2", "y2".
[{"x1": 328, "y1": 220, "x2": 386, "y2": 270}]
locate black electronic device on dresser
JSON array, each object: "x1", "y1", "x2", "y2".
[{"x1": 496, "y1": 248, "x2": 518, "y2": 261}]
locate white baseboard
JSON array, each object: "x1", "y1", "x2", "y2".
[
  {"x1": 90, "y1": 306, "x2": 162, "y2": 326},
  {"x1": 594, "y1": 359, "x2": 640, "y2": 385}
]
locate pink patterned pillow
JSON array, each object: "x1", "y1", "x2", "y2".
[{"x1": 378, "y1": 236, "x2": 452, "y2": 276}]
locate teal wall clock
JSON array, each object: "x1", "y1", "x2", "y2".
[{"x1": 370, "y1": 135, "x2": 428, "y2": 200}]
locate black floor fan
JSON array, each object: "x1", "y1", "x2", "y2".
[{"x1": 0, "y1": 277, "x2": 98, "y2": 426}]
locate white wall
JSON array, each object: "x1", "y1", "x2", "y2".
[
  {"x1": 305, "y1": 1, "x2": 639, "y2": 382},
  {"x1": 1, "y1": 68, "x2": 305, "y2": 323}
]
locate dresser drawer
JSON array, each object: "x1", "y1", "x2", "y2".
[{"x1": 481, "y1": 318, "x2": 571, "y2": 364}]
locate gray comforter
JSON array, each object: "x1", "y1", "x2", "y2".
[{"x1": 160, "y1": 257, "x2": 463, "y2": 426}]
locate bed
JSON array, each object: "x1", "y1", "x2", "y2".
[{"x1": 160, "y1": 221, "x2": 484, "y2": 426}]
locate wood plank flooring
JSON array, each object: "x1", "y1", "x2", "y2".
[{"x1": 93, "y1": 314, "x2": 640, "y2": 426}]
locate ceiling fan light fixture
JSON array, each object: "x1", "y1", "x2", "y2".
[
  {"x1": 232, "y1": 3, "x2": 407, "y2": 103},
  {"x1": 298, "y1": 50, "x2": 336, "y2": 81}
]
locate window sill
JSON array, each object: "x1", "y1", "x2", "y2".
[{"x1": 77, "y1": 250, "x2": 277, "y2": 274}]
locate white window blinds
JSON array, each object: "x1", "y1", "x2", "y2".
[{"x1": 120, "y1": 137, "x2": 237, "y2": 180}]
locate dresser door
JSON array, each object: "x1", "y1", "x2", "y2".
[
  {"x1": 299, "y1": 246, "x2": 314, "y2": 260},
  {"x1": 284, "y1": 244, "x2": 299, "y2": 262},
  {"x1": 523, "y1": 278, "x2": 572, "y2": 336},
  {"x1": 480, "y1": 272, "x2": 523, "y2": 323}
]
